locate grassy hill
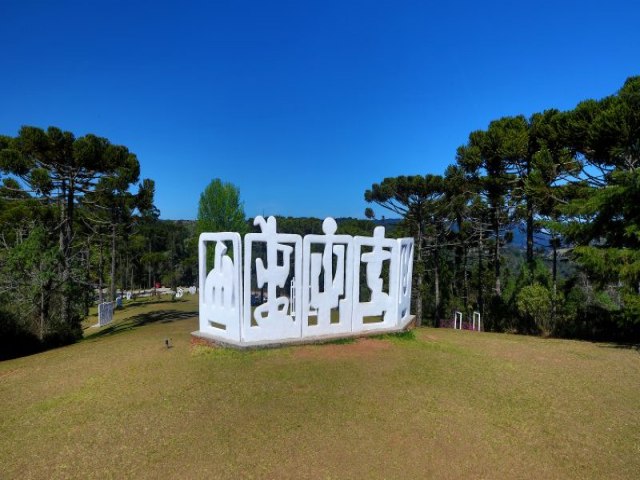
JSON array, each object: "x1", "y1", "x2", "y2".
[{"x1": 1, "y1": 295, "x2": 638, "y2": 479}]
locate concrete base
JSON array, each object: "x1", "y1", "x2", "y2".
[{"x1": 191, "y1": 315, "x2": 416, "y2": 350}]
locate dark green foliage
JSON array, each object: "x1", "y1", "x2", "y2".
[
  {"x1": 365, "y1": 76, "x2": 640, "y2": 342},
  {"x1": 196, "y1": 179, "x2": 247, "y2": 236},
  {"x1": 0, "y1": 125, "x2": 158, "y2": 357}
]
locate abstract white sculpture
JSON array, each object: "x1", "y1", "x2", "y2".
[
  {"x1": 196, "y1": 216, "x2": 414, "y2": 346},
  {"x1": 98, "y1": 301, "x2": 115, "y2": 326}
]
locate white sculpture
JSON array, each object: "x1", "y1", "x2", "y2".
[
  {"x1": 176, "y1": 288, "x2": 184, "y2": 299},
  {"x1": 199, "y1": 233, "x2": 242, "y2": 341},
  {"x1": 195, "y1": 217, "x2": 414, "y2": 346},
  {"x1": 98, "y1": 301, "x2": 115, "y2": 326},
  {"x1": 189, "y1": 286, "x2": 197, "y2": 295},
  {"x1": 243, "y1": 216, "x2": 302, "y2": 342},
  {"x1": 125, "y1": 291, "x2": 132, "y2": 301}
]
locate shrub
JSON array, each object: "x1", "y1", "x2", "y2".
[{"x1": 516, "y1": 283, "x2": 553, "y2": 336}]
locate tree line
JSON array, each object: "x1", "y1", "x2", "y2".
[
  {"x1": 0, "y1": 127, "x2": 199, "y2": 359},
  {"x1": 3, "y1": 77, "x2": 637, "y2": 358},
  {"x1": 366, "y1": 76, "x2": 640, "y2": 342},
  {"x1": 0, "y1": 166, "x2": 377, "y2": 359}
]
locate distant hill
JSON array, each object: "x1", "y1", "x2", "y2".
[{"x1": 507, "y1": 225, "x2": 553, "y2": 251}]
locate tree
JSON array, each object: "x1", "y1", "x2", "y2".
[
  {"x1": 561, "y1": 76, "x2": 640, "y2": 327},
  {"x1": 0, "y1": 125, "x2": 150, "y2": 344},
  {"x1": 516, "y1": 283, "x2": 553, "y2": 335},
  {"x1": 457, "y1": 120, "x2": 523, "y2": 297},
  {"x1": 443, "y1": 164, "x2": 489, "y2": 317},
  {"x1": 365, "y1": 175, "x2": 446, "y2": 325},
  {"x1": 196, "y1": 179, "x2": 247, "y2": 235}
]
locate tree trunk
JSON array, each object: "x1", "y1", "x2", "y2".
[
  {"x1": 39, "y1": 285, "x2": 46, "y2": 341},
  {"x1": 98, "y1": 239, "x2": 104, "y2": 304},
  {"x1": 414, "y1": 221, "x2": 424, "y2": 326},
  {"x1": 463, "y1": 244, "x2": 469, "y2": 310},
  {"x1": 477, "y1": 225, "x2": 484, "y2": 317},
  {"x1": 526, "y1": 197, "x2": 534, "y2": 267},
  {"x1": 552, "y1": 236, "x2": 558, "y2": 322},
  {"x1": 110, "y1": 223, "x2": 116, "y2": 301},
  {"x1": 59, "y1": 180, "x2": 70, "y2": 326},
  {"x1": 493, "y1": 213, "x2": 501, "y2": 296},
  {"x1": 84, "y1": 242, "x2": 91, "y2": 316},
  {"x1": 433, "y1": 231, "x2": 440, "y2": 321}
]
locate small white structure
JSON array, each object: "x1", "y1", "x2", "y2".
[
  {"x1": 454, "y1": 311, "x2": 463, "y2": 330},
  {"x1": 125, "y1": 291, "x2": 132, "y2": 301},
  {"x1": 195, "y1": 216, "x2": 415, "y2": 347},
  {"x1": 98, "y1": 301, "x2": 115, "y2": 326},
  {"x1": 175, "y1": 287, "x2": 184, "y2": 299},
  {"x1": 188, "y1": 286, "x2": 197, "y2": 295},
  {"x1": 472, "y1": 311, "x2": 481, "y2": 331}
]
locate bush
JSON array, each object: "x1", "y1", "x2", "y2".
[
  {"x1": 0, "y1": 310, "x2": 42, "y2": 360},
  {"x1": 516, "y1": 283, "x2": 553, "y2": 336}
]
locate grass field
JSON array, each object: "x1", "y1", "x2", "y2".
[{"x1": 1, "y1": 295, "x2": 639, "y2": 479}]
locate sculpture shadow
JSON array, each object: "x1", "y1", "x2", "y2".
[
  {"x1": 596, "y1": 342, "x2": 639, "y2": 352},
  {"x1": 84, "y1": 309, "x2": 197, "y2": 340}
]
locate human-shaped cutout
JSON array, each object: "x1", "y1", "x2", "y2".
[
  {"x1": 203, "y1": 241, "x2": 237, "y2": 327},
  {"x1": 362, "y1": 227, "x2": 392, "y2": 309},
  {"x1": 309, "y1": 218, "x2": 346, "y2": 327},
  {"x1": 253, "y1": 216, "x2": 293, "y2": 326},
  {"x1": 352, "y1": 226, "x2": 399, "y2": 330},
  {"x1": 198, "y1": 232, "x2": 242, "y2": 341}
]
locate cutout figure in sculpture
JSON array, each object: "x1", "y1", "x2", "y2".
[
  {"x1": 253, "y1": 216, "x2": 293, "y2": 326},
  {"x1": 361, "y1": 227, "x2": 393, "y2": 317},
  {"x1": 309, "y1": 218, "x2": 345, "y2": 327},
  {"x1": 204, "y1": 241, "x2": 237, "y2": 327}
]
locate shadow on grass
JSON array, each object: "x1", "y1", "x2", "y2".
[
  {"x1": 83, "y1": 309, "x2": 197, "y2": 341},
  {"x1": 597, "y1": 342, "x2": 640, "y2": 352},
  {"x1": 123, "y1": 298, "x2": 189, "y2": 309}
]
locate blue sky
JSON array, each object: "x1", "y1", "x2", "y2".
[{"x1": 1, "y1": 0, "x2": 638, "y2": 219}]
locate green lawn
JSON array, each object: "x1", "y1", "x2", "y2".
[{"x1": 1, "y1": 295, "x2": 639, "y2": 479}]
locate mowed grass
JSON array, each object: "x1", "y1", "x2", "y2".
[{"x1": 1, "y1": 296, "x2": 639, "y2": 479}]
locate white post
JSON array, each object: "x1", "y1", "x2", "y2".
[
  {"x1": 290, "y1": 278, "x2": 296, "y2": 316},
  {"x1": 473, "y1": 311, "x2": 481, "y2": 331},
  {"x1": 454, "y1": 311, "x2": 463, "y2": 329}
]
